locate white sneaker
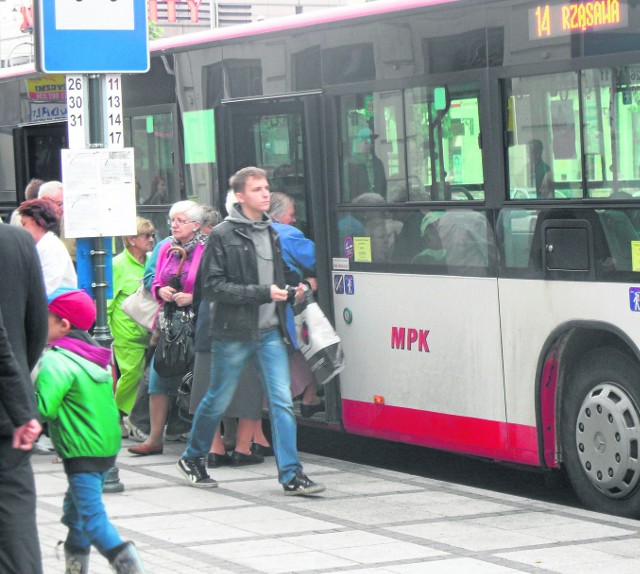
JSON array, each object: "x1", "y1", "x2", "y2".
[
  {"x1": 33, "y1": 435, "x2": 55, "y2": 455},
  {"x1": 123, "y1": 416, "x2": 149, "y2": 442},
  {"x1": 164, "y1": 432, "x2": 189, "y2": 442}
]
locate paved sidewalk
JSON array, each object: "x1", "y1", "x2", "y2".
[{"x1": 34, "y1": 438, "x2": 640, "y2": 573}]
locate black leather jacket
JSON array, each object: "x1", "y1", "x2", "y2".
[{"x1": 201, "y1": 219, "x2": 301, "y2": 342}]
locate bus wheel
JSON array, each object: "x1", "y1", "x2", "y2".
[{"x1": 561, "y1": 347, "x2": 640, "y2": 517}]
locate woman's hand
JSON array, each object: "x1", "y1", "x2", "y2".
[
  {"x1": 304, "y1": 277, "x2": 318, "y2": 291},
  {"x1": 173, "y1": 292, "x2": 193, "y2": 307},
  {"x1": 294, "y1": 283, "x2": 305, "y2": 302},
  {"x1": 158, "y1": 285, "x2": 176, "y2": 302}
]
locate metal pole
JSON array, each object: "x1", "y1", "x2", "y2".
[
  {"x1": 86, "y1": 74, "x2": 112, "y2": 348},
  {"x1": 85, "y1": 74, "x2": 123, "y2": 493}
]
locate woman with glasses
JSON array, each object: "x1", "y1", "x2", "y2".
[
  {"x1": 129, "y1": 201, "x2": 205, "y2": 456},
  {"x1": 107, "y1": 217, "x2": 156, "y2": 435}
]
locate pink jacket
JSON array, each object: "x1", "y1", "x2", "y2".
[{"x1": 151, "y1": 240, "x2": 204, "y2": 303}]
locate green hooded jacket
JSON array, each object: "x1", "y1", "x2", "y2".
[{"x1": 35, "y1": 346, "x2": 121, "y2": 474}]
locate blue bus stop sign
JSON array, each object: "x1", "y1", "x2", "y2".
[{"x1": 34, "y1": 0, "x2": 149, "y2": 73}]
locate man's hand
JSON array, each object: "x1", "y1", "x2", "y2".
[
  {"x1": 13, "y1": 419, "x2": 42, "y2": 451},
  {"x1": 270, "y1": 285, "x2": 289, "y2": 301}
]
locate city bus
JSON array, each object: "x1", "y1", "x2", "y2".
[{"x1": 2, "y1": 0, "x2": 640, "y2": 517}]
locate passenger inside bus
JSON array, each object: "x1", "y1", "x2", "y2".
[
  {"x1": 529, "y1": 139, "x2": 553, "y2": 199},
  {"x1": 438, "y1": 210, "x2": 495, "y2": 272},
  {"x1": 344, "y1": 128, "x2": 387, "y2": 199},
  {"x1": 338, "y1": 192, "x2": 396, "y2": 262},
  {"x1": 145, "y1": 175, "x2": 169, "y2": 205},
  {"x1": 389, "y1": 183, "x2": 431, "y2": 264},
  {"x1": 412, "y1": 210, "x2": 494, "y2": 274},
  {"x1": 411, "y1": 211, "x2": 445, "y2": 266}
]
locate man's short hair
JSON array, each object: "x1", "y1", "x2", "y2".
[
  {"x1": 25, "y1": 179, "x2": 44, "y2": 201},
  {"x1": 229, "y1": 167, "x2": 267, "y2": 194}
]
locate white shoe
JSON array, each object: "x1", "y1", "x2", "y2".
[
  {"x1": 33, "y1": 435, "x2": 55, "y2": 455},
  {"x1": 164, "y1": 432, "x2": 189, "y2": 442},
  {"x1": 123, "y1": 416, "x2": 149, "y2": 442}
]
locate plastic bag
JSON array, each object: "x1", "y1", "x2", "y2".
[{"x1": 293, "y1": 288, "x2": 345, "y2": 386}]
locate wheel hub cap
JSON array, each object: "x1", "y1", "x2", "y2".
[{"x1": 576, "y1": 383, "x2": 640, "y2": 498}]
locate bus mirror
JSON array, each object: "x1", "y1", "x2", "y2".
[{"x1": 434, "y1": 87, "x2": 447, "y2": 111}]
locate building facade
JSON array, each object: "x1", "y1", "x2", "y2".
[{"x1": 0, "y1": 0, "x2": 366, "y2": 67}]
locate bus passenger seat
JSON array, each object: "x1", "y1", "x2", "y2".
[{"x1": 438, "y1": 210, "x2": 494, "y2": 273}]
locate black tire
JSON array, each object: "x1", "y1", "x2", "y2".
[{"x1": 561, "y1": 347, "x2": 640, "y2": 517}]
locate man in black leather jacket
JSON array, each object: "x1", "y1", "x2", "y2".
[
  {"x1": 177, "y1": 167, "x2": 325, "y2": 496},
  {"x1": 0, "y1": 223, "x2": 48, "y2": 573}
]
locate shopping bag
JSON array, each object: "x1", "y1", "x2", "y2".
[
  {"x1": 121, "y1": 279, "x2": 159, "y2": 332},
  {"x1": 293, "y1": 288, "x2": 345, "y2": 386}
]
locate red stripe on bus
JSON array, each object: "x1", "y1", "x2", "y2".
[{"x1": 342, "y1": 399, "x2": 540, "y2": 467}]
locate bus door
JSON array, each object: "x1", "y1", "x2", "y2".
[
  {"x1": 13, "y1": 121, "x2": 67, "y2": 201},
  {"x1": 220, "y1": 93, "x2": 338, "y2": 423},
  {"x1": 124, "y1": 105, "x2": 181, "y2": 240}
]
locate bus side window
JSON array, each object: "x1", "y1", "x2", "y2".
[
  {"x1": 597, "y1": 210, "x2": 639, "y2": 272},
  {"x1": 498, "y1": 209, "x2": 538, "y2": 269}
]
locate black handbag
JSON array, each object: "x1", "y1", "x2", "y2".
[
  {"x1": 153, "y1": 304, "x2": 195, "y2": 378},
  {"x1": 176, "y1": 370, "x2": 194, "y2": 422}
]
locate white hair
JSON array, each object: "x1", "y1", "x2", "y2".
[
  {"x1": 225, "y1": 190, "x2": 236, "y2": 214},
  {"x1": 169, "y1": 200, "x2": 204, "y2": 224},
  {"x1": 38, "y1": 180, "x2": 63, "y2": 198},
  {"x1": 269, "y1": 192, "x2": 293, "y2": 220}
]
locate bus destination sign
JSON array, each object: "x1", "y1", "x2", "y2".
[{"x1": 529, "y1": 0, "x2": 627, "y2": 39}]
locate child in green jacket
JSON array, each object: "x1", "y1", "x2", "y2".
[{"x1": 35, "y1": 287, "x2": 145, "y2": 573}]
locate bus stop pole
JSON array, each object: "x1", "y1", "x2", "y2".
[
  {"x1": 86, "y1": 74, "x2": 124, "y2": 493},
  {"x1": 87, "y1": 76, "x2": 111, "y2": 347}
]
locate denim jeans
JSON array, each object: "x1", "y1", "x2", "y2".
[
  {"x1": 62, "y1": 472, "x2": 123, "y2": 556},
  {"x1": 184, "y1": 328, "x2": 302, "y2": 484}
]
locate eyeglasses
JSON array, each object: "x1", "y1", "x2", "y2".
[
  {"x1": 138, "y1": 232, "x2": 155, "y2": 239},
  {"x1": 167, "y1": 218, "x2": 194, "y2": 226}
]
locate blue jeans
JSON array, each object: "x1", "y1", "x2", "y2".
[
  {"x1": 62, "y1": 472, "x2": 123, "y2": 556},
  {"x1": 184, "y1": 328, "x2": 302, "y2": 484}
]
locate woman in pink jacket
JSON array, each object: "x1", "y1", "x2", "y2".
[{"x1": 129, "y1": 201, "x2": 205, "y2": 456}]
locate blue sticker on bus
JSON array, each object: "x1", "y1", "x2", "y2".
[
  {"x1": 345, "y1": 275, "x2": 355, "y2": 295},
  {"x1": 334, "y1": 274, "x2": 344, "y2": 294},
  {"x1": 630, "y1": 287, "x2": 640, "y2": 312}
]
